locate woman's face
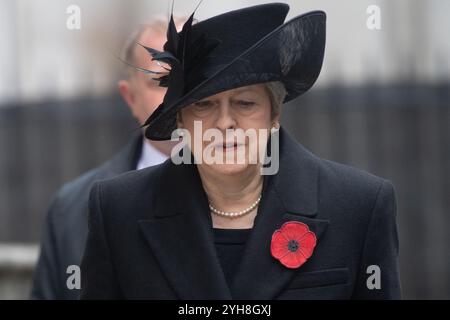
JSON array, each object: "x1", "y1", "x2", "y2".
[{"x1": 178, "y1": 84, "x2": 276, "y2": 176}]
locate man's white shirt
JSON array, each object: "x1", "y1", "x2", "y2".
[{"x1": 136, "y1": 140, "x2": 168, "y2": 170}]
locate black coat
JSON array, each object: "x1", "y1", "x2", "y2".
[
  {"x1": 81, "y1": 129, "x2": 401, "y2": 299},
  {"x1": 30, "y1": 136, "x2": 142, "y2": 299}
]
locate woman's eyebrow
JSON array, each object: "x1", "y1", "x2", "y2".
[
  {"x1": 195, "y1": 98, "x2": 217, "y2": 104},
  {"x1": 234, "y1": 88, "x2": 256, "y2": 94}
]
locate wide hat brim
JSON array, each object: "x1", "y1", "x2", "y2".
[{"x1": 145, "y1": 10, "x2": 326, "y2": 141}]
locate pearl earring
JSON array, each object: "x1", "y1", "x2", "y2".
[
  {"x1": 177, "y1": 129, "x2": 185, "y2": 139},
  {"x1": 271, "y1": 123, "x2": 280, "y2": 133}
]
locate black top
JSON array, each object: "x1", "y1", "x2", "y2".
[{"x1": 213, "y1": 228, "x2": 252, "y2": 289}]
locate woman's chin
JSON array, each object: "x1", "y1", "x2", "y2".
[{"x1": 207, "y1": 162, "x2": 252, "y2": 176}]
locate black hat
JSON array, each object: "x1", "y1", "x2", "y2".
[{"x1": 136, "y1": 3, "x2": 326, "y2": 141}]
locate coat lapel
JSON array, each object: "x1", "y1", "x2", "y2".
[
  {"x1": 138, "y1": 159, "x2": 232, "y2": 299},
  {"x1": 103, "y1": 134, "x2": 143, "y2": 175},
  {"x1": 231, "y1": 129, "x2": 329, "y2": 299},
  {"x1": 138, "y1": 128, "x2": 329, "y2": 300}
]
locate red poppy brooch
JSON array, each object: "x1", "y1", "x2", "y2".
[{"x1": 270, "y1": 221, "x2": 317, "y2": 269}]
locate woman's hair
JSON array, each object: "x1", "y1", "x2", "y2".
[{"x1": 264, "y1": 81, "x2": 287, "y2": 120}]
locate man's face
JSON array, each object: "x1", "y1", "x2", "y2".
[{"x1": 119, "y1": 28, "x2": 167, "y2": 126}]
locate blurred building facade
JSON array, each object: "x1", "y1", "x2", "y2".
[
  {"x1": 0, "y1": 0, "x2": 449, "y2": 299},
  {"x1": 1, "y1": 0, "x2": 450, "y2": 105}
]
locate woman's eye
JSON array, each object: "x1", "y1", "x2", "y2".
[
  {"x1": 236, "y1": 100, "x2": 256, "y2": 107},
  {"x1": 194, "y1": 101, "x2": 213, "y2": 109}
]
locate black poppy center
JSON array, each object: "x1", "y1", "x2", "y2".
[{"x1": 288, "y1": 240, "x2": 299, "y2": 252}]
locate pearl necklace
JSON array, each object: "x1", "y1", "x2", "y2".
[{"x1": 209, "y1": 195, "x2": 262, "y2": 219}]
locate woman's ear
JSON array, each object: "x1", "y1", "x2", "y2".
[
  {"x1": 176, "y1": 111, "x2": 183, "y2": 128},
  {"x1": 271, "y1": 113, "x2": 281, "y2": 129},
  {"x1": 270, "y1": 103, "x2": 282, "y2": 127}
]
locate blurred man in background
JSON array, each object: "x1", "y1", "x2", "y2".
[{"x1": 30, "y1": 18, "x2": 182, "y2": 299}]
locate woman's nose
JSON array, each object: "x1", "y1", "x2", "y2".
[{"x1": 215, "y1": 101, "x2": 236, "y2": 131}]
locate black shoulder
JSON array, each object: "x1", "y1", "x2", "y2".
[
  {"x1": 48, "y1": 134, "x2": 141, "y2": 220},
  {"x1": 48, "y1": 166, "x2": 106, "y2": 220},
  {"x1": 95, "y1": 160, "x2": 165, "y2": 195},
  {"x1": 317, "y1": 158, "x2": 392, "y2": 216},
  {"x1": 320, "y1": 158, "x2": 386, "y2": 190},
  {"x1": 90, "y1": 160, "x2": 169, "y2": 222}
]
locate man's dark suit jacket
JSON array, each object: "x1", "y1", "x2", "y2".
[
  {"x1": 81, "y1": 129, "x2": 401, "y2": 299},
  {"x1": 30, "y1": 136, "x2": 142, "y2": 299}
]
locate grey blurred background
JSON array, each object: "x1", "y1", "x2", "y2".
[{"x1": 0, "y1": 0, "x2": 449, "y2": 299}]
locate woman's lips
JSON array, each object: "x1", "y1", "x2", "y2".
[
  {"x1": 214, "y1": 142, "x2": 244, "y2": 151},
  {"x1": 223, "y1": 144, "x2": 236, "y2": 151}
]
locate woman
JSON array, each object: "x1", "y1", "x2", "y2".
[{"x1": 81, "y1": 3, "x2": 401, "y2": 299}]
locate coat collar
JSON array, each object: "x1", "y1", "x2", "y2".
[
  {"x1": 139, "y1": 128, "x2": 329, "y2": 299},
  {"x1": 102, "y1": 134, "x2": 143, "y2": 176}
]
